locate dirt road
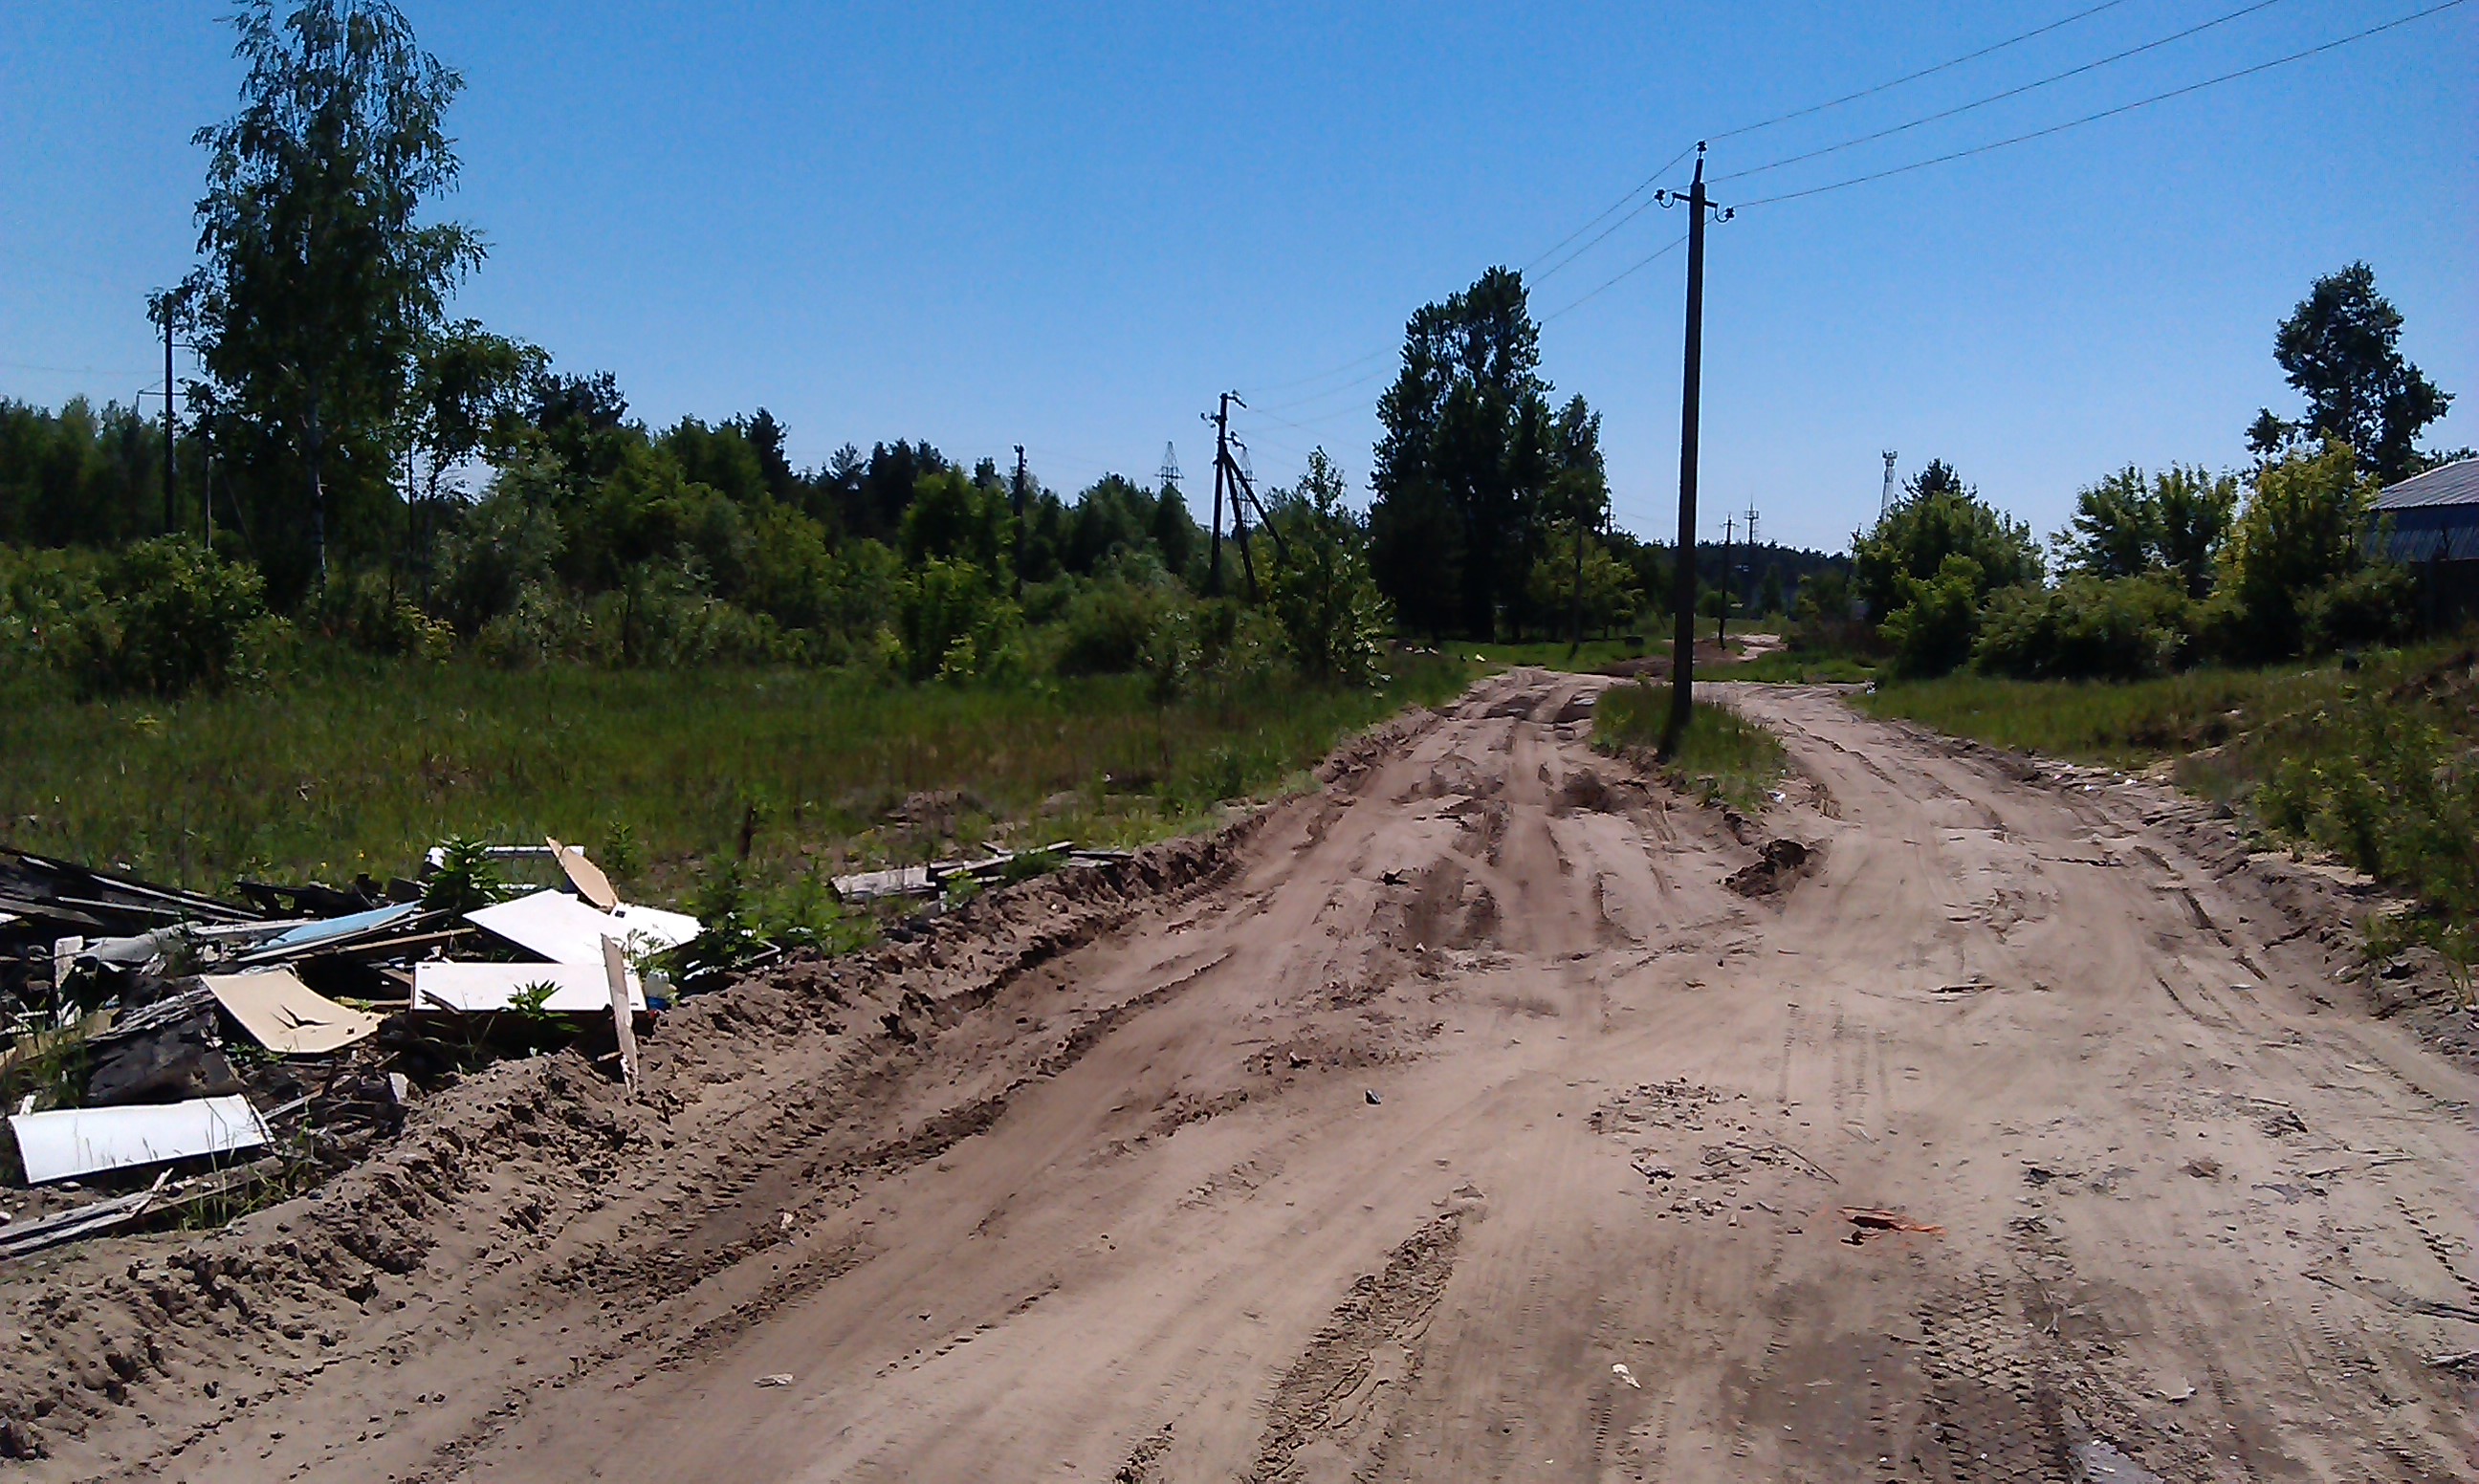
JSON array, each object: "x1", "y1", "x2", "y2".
[{"x1": 9, "y1": 672, "x2": 2475, "y2": 1481}]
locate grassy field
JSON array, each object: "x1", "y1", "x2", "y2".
[
  {"x1": 0, "y1": 649, "x2": 1474, "y2": 905},
  {"x1": 1592, "y1": 678, "x2": 1788, "y2": 810},
  {"x1": 1854, "y1": 662, "x2": 2384, "y2": 769}
]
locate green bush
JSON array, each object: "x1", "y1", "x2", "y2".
[
  {"x1": 895, "y1": 557, "x2": 1022, "y2": 682},
  {"x1": 1973, "y1": 575, "x2": 2191, "y2": 681},
  {"x1": 1879, "y1": 555, "x2": 1985, "y2": 679},
  {"x1": 311, "y1": 569, "x2": 454, "y2": 660},
  {"x1": 2302, "y1": 563, "x2": 2418, "y2": 653},
  {"x1": 2219, "y1": 443, "x2": 2378, "y2": 661},
  {"x1": 53, "y1": 537, "x2": 270, "y2": 696},
  {"x1": 1054, "y1": 578, "x2": 1174, "y2": 676}
]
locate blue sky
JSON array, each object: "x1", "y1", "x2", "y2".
[{"x1": 2, "y1": 1, "x2": 2470, "y2": 552}]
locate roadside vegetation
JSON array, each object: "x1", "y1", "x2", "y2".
[
  {"x1": 0, "y1": 646, "x2": 1471, "y2": 903},
  {"x1": 1593, "y1": 679, "x2": 1788, "y2": 810}
]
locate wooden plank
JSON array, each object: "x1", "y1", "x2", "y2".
[{"x1": 602, "y1": 935, "x2": 640, "y2": 1095}]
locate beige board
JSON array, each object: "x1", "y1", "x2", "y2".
[
  {"x1": 547, "y1": 836, "x2": 619, "y2": 910},
  {"x1": 201, "y1": 970, "x2": 384, "y2": 1056}
]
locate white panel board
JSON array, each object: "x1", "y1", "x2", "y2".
[
  {"x1": 464, "y1": 890, "x2": 699, "y2": 966},
  {"x1": 9, "y1": 1096, "x2": 272, "y2": 1184},
  {"x1": 411, "y1": 960, "x2": 646, "y2": 1014}
]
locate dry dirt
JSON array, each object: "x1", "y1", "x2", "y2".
[{"x1": 4, "y1": 672, "x2": 2475, "y2": 1482}]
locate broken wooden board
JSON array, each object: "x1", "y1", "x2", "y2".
[{"x1": 201, "y1": 970, "x2": 384, "y2": 1056}]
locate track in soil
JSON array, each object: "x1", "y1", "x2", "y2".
[{"x1": 7, "y1": 672, "x2": 2476, "y2": 1481}]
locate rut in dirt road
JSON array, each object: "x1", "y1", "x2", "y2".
[{"x1": 6, "y1": 672, "x2": 2475, "y2": 1483}]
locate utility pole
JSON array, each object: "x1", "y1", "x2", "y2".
[
  {"x1": 1656, "y1": 145, "x2": 1729, "y2": 758},
  {"x1": 1011, "y1": 445, "x2": 1027, "y2": 600},
  {"x1": 1879, "y1": 450, "x2": 1898, "y2": 521},
  {"x1": 1717, "y1": 514, "x2": 1735, "y2": 644},
  {"x1": 1202, "y1": 396, "x2": 1232, "y2": 597},
  {"x1": 162, "y1": 308, "x2": 176, "y2": 535}
]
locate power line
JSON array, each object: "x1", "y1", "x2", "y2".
[
  {"x1": 1528, "y1": 1, "x2": 2140, "y2": 284},
  {"x1": 1541, "y1": 232, "x2": 1689, "y2": 323},
  {"x1": 1718, "y1": 0, "x2": 2295, "y2": 186},
  {"x1": 1709, "y1": 0, "x2": 2138, "y2": 142},
  {"x1": 1738, "y1": 0, "x2": 2469, "y2": 210},
  {"x1": 1521, "y1": 142, "x2": 1699, "y2": 278}
]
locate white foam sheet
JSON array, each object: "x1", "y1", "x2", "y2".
[
  {"x1": 463, "y1": 889, "x2": 699, "y2": 966},
  {"x1": 411, "y1": 960, "x2": 645, "y2": 1014},
  {"x1": 9, "y1": 1095, "x2": 272, "y2": 1184}
]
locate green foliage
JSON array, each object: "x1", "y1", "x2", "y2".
[
  {"x1": 2301, "y1": 561, "x2": 2418, "y2": 654},
  {"x1": 1053, "y1": 578, "x2": 1178, "y2": 677},
  {"x1": 1592, "y1": 680, "x2": 1788, "y2": 811},
  {"x1": 420, "y1": 835, "x2": 507, "y2": 915},
  {"x1": 2221, "y1": 443, "x2": 2378, "y2": 661},
  {"x1": 1525, "y1": 526, "x2": 1639, "y2": 640},
  {"x1": 2256, "y1": 261, "x2": 2453, "y2": 483},
  {"x1": 0, "y1": 647, "x2": 1477, "y2": 904},
  {"x1": 178, "y1": 0, "x2": 485, "y2": 593},
  {"x1": 1850, "y1": 461, "x2": 2042, "y2": 622},
  {"x1": 52, "y1": 537, "x2": 273, "y2": 696},
  {"x1": 309, "y1": 567, "x2": 453, "y2": 658},
  {"x1": 1263, "y1": 450, "x2": 1392, "y2": 687},
  {"x1": 1972, "y1": 575, "x2": 2192, "y2": 682},
  {"x1": 895, "y1": 557, "x2": 1022, "y2": 682},
  {"x1": 1370, "y1": 268, "x2": 1605, "y2": 640},
  {"x1": 1878, "y1": 555, "x2": 1985, "y2": 679},
  {"x1": 2055, "y1": 466, "x2": 2237, "y2": 600},
  {"x1": 0, "y1": 398, "x2": 172, "y2": 548}
]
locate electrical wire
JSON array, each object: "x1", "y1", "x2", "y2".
[
  {"x1": 1521, "y1": 142, "x2": 1699, "y2": 278},
  {"x1": 1717, "y1": 0, "x2": 2294, "y2": 186},
  {"x1": 1709, "y1": 0, "x2": 2137, "y2": 142},
  {"x1": 1526, "y1": 1, "x2": 2139, "y2": 284},
  {"x1": 1737, "y1": 0, "x2": 2468, "y2": 209},
  {"x1": 1540, "y1": 232, "x2": 1689, "y2": 323}
]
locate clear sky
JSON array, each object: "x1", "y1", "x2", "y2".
[{"x1": 2, "y1": 1, "x2": 2470, "y2": 552}]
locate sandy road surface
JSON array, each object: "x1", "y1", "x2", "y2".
[{"x1": 9, "y1": 672, "x2": 2476, "y2": 1481}]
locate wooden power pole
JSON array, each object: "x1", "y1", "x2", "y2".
[{"x1": 1659, "y1": 145, "x2": 1723, "y2": 759}]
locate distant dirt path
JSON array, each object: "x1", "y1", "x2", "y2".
[{"x1": 12, "y1": 673, "x2": 2476, "y2": 1481}]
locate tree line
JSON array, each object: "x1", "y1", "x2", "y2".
[{"x1": 1833, "y1": 261, "x2": 2464, "y2": 682}]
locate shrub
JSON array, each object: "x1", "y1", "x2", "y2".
[
  {"x1": 310, "y1": 569, "x2": 453, "y2": 660},
  {"x1": 2302, "y1": 563, "x2": 2418, "y2": 653},
  {"x1": 895, "y1": 557, "x2": 1022, "y2": 682},
  {"x1": 1262, "y1": 451, "x2": 1391, "y2": 687},
  {"x1": 2220, "y1": 443, "x2": 2378, "y2": 660},
  {"x1": 1879, "y1": 555, "x2": 1985, "y2": 678},
  {"x1": 52, "y1": 537, "x2": 269, "y2": 696},
  {"x1": 1054, "y1": 578, "x2": 1174, "y2": 676},
  {"x1": 1973, "y1": 575, "x2": 2191, "y2": 681}
]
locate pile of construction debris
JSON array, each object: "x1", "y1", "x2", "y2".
[{"x1": 0, "y1": 840, "x2": 697, "y2": 1258}]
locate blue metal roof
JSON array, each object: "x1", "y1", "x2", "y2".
[{"x1": 2375, "y1": 458, "x2": 2479, "y2": 511}]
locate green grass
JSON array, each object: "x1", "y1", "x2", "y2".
[
  {"x1": 1705, "y1": 648, "x2": 1877, "y2": 684},
  {"x1": 1591, "y1": 678, "x2": 1789, "y2": 810},
  {"x1": 1853, "y1": 653, "x2": 2452, "y2": 769},
  {"x1": 1437, "y1": 637, "x2": 1654, "y2": 674},
  {"x1": 0, "y1": 648, "x2": 1475, "y2": 906}
]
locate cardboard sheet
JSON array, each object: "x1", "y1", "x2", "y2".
[
  {"x1": 464, "y1": 889, "x2": 698, "y2": 966},
  {"x1": 411, "y1": 960, "x2": 647, "y2": 1014},
  {"x1": 201, "y1": 970, "x2": 384, "y2": 1056},
  {"x1": 546, "y1": 837, "x2": 619, "y2": 910},
  {"x1": 9, "y1": 1095, "x2": 271, "y2": 1184}
]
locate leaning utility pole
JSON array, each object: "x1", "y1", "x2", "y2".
[
  {"x1": 1011, "y1": 445, "x2": 1027, "y2": 599},
  {"x1": 1656, "y1": 145, "x2": 1728, "y2": 757},
  {"x1": 1201, "y1": 393, "x2": 1240, "y2": 598}
]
